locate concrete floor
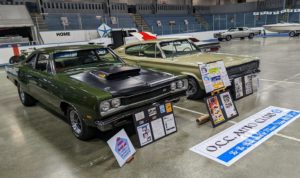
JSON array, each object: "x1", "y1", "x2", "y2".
[{"x1": 1, "y1": 37, "x2": 300, "y2": 178}]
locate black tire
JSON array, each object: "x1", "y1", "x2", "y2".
[
  {"x1": 9, "y1": 56, "x2": 20, "y2": 64},
  {"x1": 186, "y1": 77, "x2": 205, "y2": 100},
  {"x1": 218, "y1": 38, "x2": 223, "y2": 42},
  {"x1": 248, "y1": 33, "x2": 254, "y2": 39},
  {"x1": 18, "y1": 85, "x2": 36, "y2": 106},
  {"x1": 289, "y1": 31, "x2": 296, "y2": 37},
  {"x1": 67, "y1": 107, "x2": 96, "y2": 140},
  {"x1": 225, "y1": 35, "x2": 232, "y2": 41}
]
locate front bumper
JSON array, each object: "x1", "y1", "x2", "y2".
[
  {"x1": 214, "y1": 34, "x2": 223, "y2": 38},
  {"x1": 94, "y1": 90, "x2": 185, "y2": 131}
]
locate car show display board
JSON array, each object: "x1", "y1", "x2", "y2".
[
  {"x1": 205, "y1": 91, "x2": 239, "y2": 127},
  {"x1": 199, "y1": 61, "x2": 231, "y2": 93},
  {"x1": 190, "y1": 106, "x2": 300, "y2": 166},
  {"x1": 133, "y1": 102, "x2": 177, "y2": 147},
  {"x1": 199, "y1": 61, "x2": 238, "y2": 127},
  {"x1": 232, "y1": 74, "x2": 259, "y2": 100},
  {"x1": 107, "y1": 129, "x2": 136, "y2": 167}
]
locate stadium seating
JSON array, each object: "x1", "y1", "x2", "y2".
[{"x1": 142, "y1": 14, "x2": 202, "y2": 35}]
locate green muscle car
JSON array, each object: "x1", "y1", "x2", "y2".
[
  {"x1": 115, "y1": 38, "x2": 260, "y2": 99},
  {"x1": 6, "y1": 45, "x2": 188, "y2": 140}
]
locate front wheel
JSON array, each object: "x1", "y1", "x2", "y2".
[
  {"x1": 289, "y1": 31, "x2": 296, "y2": 37},
  {"x1": 248, "y1": 33, "x2": 254, "y2": 39},
  {"x1": 18, "y1": 85, "x2": 36, "y2": 106},
  {"x1": 68, "y1": 107, "x2": 96, "y2": 140},
  {"x1": 186, "y1": 78, "x2": 205, "y2": 100},
  {"x1": 225, "y1": 35, "x2": 232, "y2": 41}
]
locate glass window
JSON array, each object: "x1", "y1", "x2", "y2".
[
  {"x1": 53, "y1": 48, "x2": 122, "y2": 72},
  {"x1": 160, "y1": 40, "x2": 199, "y2": 58},
  {"x1": 139, "y1": 44, "x2": 162, "y2": 58},
  {"x1": 26, "y1": 54, "x2": 37, "y2": 68},
  {"x1": 36, "y1": 54, "x2": 50, "y2": 72},
  {"x1": 125, "y1": 45, "x2": 141, "y2": 56}
]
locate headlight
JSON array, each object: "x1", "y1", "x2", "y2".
[
  {"x1": 111, "y1": 98, "x2": 121, "y2": 108},
  {"x1": 177, "y1": 80, "x2": 184, "y2": 88},
  {"x1": 100, "y1": 101, "x2": 110, "y2": 112},
  {"x1": 170, "y1": 82, "x2": 177, "y2": 91}
]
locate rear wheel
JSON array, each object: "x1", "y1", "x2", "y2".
[
  {"x1": 186, "y1": 77, "x2": 205, "y2": 100},
  {"x1": 68, "y1": 107, "x2": 96, "y2": 140},
  {"x1": 225, "y1": 35, "x2": 232, "y2": 41},
  {"x1": 289, "y1": 31, "x2": 296, "y2": 37},
  {"x1": 248, "y1": 33, "x2": 254, "y2": 39},
  {"x1": 18, "y1": 85, "x2": 36, "y2": 106}
]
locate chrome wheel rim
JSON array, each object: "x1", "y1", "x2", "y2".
[
  {"x1": 19, "y1": 87, "x2": 25, "y2": 103},
  {"x1": 186, "y1": 79, "x2": 197, "y2": 96},
  {"x1": 70, "y1": 110, "x2": 82, "y2": 135}
]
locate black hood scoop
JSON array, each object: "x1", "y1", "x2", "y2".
[{"x1": 90, "y1": 65, "x2": 141, "y2": 80}]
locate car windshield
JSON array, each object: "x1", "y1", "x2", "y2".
[
  {"x1": 159, "y1": 39, "x2": 200, "y2": 58},
  {"x1": 53, "y1": 48, "x2": 122, "y2": 72}
]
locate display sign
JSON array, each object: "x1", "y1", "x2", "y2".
[
  {"x1": 205, "y1": 91, "x2": 238, "y2": 127},
  {"x1": 190, "y1": 106, "x2": 300, "y2": 166},
  {"x1": 199, "y1": 61, "x2": 231, "y2": 93},
  {"x1": 107, "y1": 129, "x2": 136, "y2": 167},
  {"x1": 244, "y1": 74, "x2": 253, "y2": 96},
  {"x1": 232, "y1": 74, "x2": 258, "y2": 100},
  {"x1": 97, "y1": 23, "x2": 112, "y2": 38},
  {"x1": 133, "y1": 102, "x2": 177, "y2": 147},
  {"x1": 233, "y1": 77, "x2": 244, "y2": 99}
]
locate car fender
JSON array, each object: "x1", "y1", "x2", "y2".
[{"x1": 180, "y1": 72, "x2": 205, "y2": 89}]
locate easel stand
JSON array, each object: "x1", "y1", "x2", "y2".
[{"x1": 196, "y1": 87, "x2": 226, "y2": 125}]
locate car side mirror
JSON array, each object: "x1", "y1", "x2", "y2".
[{"x1": 9, "y1": 55, "x2": 26, "y2": 64}]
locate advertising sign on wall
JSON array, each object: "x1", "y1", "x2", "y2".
[{"x1": 190, "y1": 106, "x2": 300, "y2": 166}]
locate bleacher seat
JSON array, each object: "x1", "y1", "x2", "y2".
[
  {"x1": 142, "y1": 14, "x2": 202, "y2": 35},
  {"x1": 44, "y1": 13, "x2": 136, "y2": 30}
]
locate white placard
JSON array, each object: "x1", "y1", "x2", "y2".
[
  {"x1": 199, "y1": 61, "x2": 231, "y2": 93},
  {"x1": 220, "y1": 91, "x2": 238, "y2": 118},
  {"x1": 151, "y1": 118, "x2": 166, "y2": 140},
  {"x1": 137, "y1": 123, "x2": 153, "y2": 146},
  {"x1": 107, "y1": 129, "x2": 136, "y2": 167},
  {"x1": 190, "y1": 106, "x2": 300, "y2": 166},
  {"x1": 163, "y1": 114, "x2": 177, "y2": 135},
  {"x1": 234, "y1": 77, "x2": 244, "y2": 99}
]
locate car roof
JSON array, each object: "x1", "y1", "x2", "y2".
[
  {"x1": 35, "y1": 44, "x2": 104, "y2": 53},
  {"x1": 124, "y1": 38, "x2": 189, "y2": 46}
]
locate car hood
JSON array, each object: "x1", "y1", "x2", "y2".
[
  {"x1": 171, "y1": 52, "x2": 258, "y2": 68},
  {"x1": 69, "y1": 64, "x2": 176, "y2": 97}
]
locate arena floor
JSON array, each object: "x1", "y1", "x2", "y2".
[{"x1": 1, "y1": 36, "x2": 300, "y2": 178}]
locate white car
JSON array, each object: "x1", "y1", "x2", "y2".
[{"x1": 214, "y1": 27, "x2": 261, "y2": 41}]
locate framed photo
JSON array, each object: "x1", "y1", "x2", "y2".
[
  {"x1": 136, "y1": 123, "x2": 153, "y2": 147},
  {"x1": 219, "y1": 91, "x2": 239, "y2": 119},
  {"x1": 205, "y1": 95, "x2": 227, "y2": 127},
  {"x1": 244, "y1": 74, "x2": 253, "y2": 96},
  {"x1": 233, "y1": 77, "x2": 244, "y2": 100}
]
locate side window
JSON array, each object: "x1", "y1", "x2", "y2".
[
  {"x1": 36, "y1": 54, "x2": 50, "y2": 72},
  {"x1": 26, "y1": 54, "x2": 37, "y2": 68},
  {"x1": 140, "y1": 44, "x2": 162, "y2": 58},
  {"x1": 125, "y1": 45, "x2": 141, "y2": 56}
]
